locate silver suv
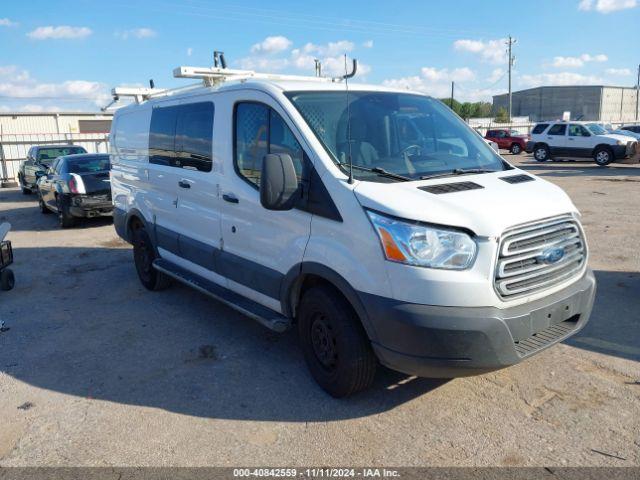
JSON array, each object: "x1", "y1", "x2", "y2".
[{"x1": 525, "y1": 120, "x2": 637, "y2": 166}]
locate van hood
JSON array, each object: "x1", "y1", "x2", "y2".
[{"x1": 353, "y1": 169, "x2": 577, "y2": 237}]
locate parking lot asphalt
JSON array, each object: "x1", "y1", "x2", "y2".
[{"x1": 0, "y1": 154, "x2": 638, "y2": 467}]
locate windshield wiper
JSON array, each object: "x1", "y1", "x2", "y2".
[
  {"x1": 337, "y1": 163, "x2": 411, "y2": 182},
  {"x1": 420, "y1": 168, "x2": 498, "y2": 180}
]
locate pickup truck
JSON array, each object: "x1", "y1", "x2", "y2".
[{"x1": 18, "y1": 145, "x2": 87, "y2": 194}]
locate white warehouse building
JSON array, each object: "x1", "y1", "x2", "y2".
[{"x1": 0, "y1": 111, "x2": 113, "y2": 185}]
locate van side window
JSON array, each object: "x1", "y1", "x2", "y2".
[
  {"x1": 175, "y1": 102, "x2": 214, "y2": 172},
  {"x1": 149, "y1": 102, "x2": 214, "y2": 171},
  {"x1": 235, "y1": 102, "x2": 304, "y2": 187},
  {"x1": 149, "y1": 106, "x2": 178, "y2": 166}
]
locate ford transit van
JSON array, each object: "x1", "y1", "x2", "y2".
[{"x1": 110, "y1": 65, "x2": 596, "y2": 397}]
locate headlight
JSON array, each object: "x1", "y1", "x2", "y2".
[
  {"x1": 366, "y1": 210, "x2": 477, "y2": 270},
  {"x1": 616, "y1": 140, "x2": 624, "y2": 145}
]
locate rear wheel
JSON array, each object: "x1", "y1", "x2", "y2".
[
  {"x1": 510, "y1": 143, "x2": 522, "y2": 155},
  {"x1": 297, "y1": 285, "x2": 377, "y2": 398},
  {"x1": 533, "y1": 144, "x2": 550, "y2": 162},
  {"x1": 594, "y1": 146, "x2": 613, "y2": 166},
  {"x1": 0, "y1": 269, "x2": 15, "y2": 291},
  {"x1": 132, "y1": 225, "x2": 172, "y2": 291},
  {"x1": 56, "y1": 196, "x2": 76, "y2": 228}
]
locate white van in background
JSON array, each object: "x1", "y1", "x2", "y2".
[{"x1": 110, "y1": 64, "x2": 596, "y2": 397}]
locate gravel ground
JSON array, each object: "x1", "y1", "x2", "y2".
[{"x1": 0, "y1": 154, "x2": 638, "y2": 467}]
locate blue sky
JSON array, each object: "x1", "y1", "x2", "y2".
[{"x1": 1, "y1": 0, "x2": 638, "y2": 111}]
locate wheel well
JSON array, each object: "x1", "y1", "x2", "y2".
[
  {"x1": 533, "y1": 142, "x2": 548, "y2": 149},
  {"x1": 290, "y1": 274, "x2": 356, "y2": 321},
  {"x1": 594, "y1": 144, "x2": 613, "y2": 152},
  {"x1": 126, "y1": 214, "x2": 144, "y2": 238}
]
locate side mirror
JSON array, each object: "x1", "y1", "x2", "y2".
[{"x1": 260, "y1": 154, "x2": 298, "y2": 211}]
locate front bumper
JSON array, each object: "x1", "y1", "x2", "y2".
[
  {"x1": 362, "y1": 269, "x2": 596, "y2": 378},
  {"x1": 612, "y1": 143, "x2": 636, "y2": 159},
  {"x1": 525, "y1": 141, "x2": 535, "y2": 153}
]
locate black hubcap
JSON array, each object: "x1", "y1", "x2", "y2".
[{"x1": 310, "y1": 314, "x2": 337, "y2": 371}]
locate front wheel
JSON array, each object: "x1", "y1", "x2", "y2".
[
  {"x1": 0, "y1": 269, "x2": 15, "y2": 291},
  {"x1": 132, "y1": 225, "x2": 172, "y2": 291},
  {"x1": 594, "y1": 146, "x2": 613, "y2": 166},
  {"x1": 38, "y1": 191, "x2": 51, "y2": 214},
  {"x1": 533, "y1": 144, "x2": 550, "y2": 162},
  {"x1": 297, "y1": 285, "x2": 377, "y2": 398},
  {"x1": 510, "y1": 143, "x2": 522, "y2": 155}
]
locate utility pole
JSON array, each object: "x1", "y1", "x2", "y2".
[
  {"x1": 450, "y1": 81, "x2": 455, "y2": 110},
  {"x1": 314, "y1": 59, "x2": 322, "y2": 77},
  {"x1": 506, "y1": 36, "x2": 516, "y2": 122},
  {"x1": 636, "y1": 63, "x2": 639, "y2": 122}
]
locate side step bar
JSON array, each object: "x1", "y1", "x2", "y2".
[{"x1": 153, "y1": 258, "x2": 291, "y2": 333}]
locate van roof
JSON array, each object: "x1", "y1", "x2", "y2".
[{"x1": 113, "y1": 77, "x2": 427, "y2": 113}]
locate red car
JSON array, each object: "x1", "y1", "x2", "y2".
[{"x1": 485, "y1": 129, "x2": 529, "y2": 155}]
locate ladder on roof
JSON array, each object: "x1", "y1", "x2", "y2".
[{"x1": 104, "y1": 57, "x2": 357, "y2": 109}]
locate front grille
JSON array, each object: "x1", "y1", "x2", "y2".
[
  {"x1": 514, "y1": 316, "x2": 579, "y2": 357},
  {"x1": 495, "y1": 215, "x2": 586, "y2": 299}
]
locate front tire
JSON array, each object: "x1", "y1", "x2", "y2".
[
  {"x1": 297, "y1": 285, "x2": 377, "y2": 398},
  {"x1": 510, "y1": 143, "x2": 522, "y2": 155},
  {"x1": 132, "y1": 225, "x2": 172, "y2": 291},
  {"x1": 38, "y1": 191, "x2": 51, "y2": 214},
  {"x1": 18, "y1": 176, "x2": 30, "y2": 195},
  {"x1": 0, "y1": 269, "x2": 15, "y2": 291},
  {"x1": 533, "y1": 144, "x2": 550, "y2": 162},
  {"x1": 594, "y1": 146, "x2": 613, "y2": 166}
]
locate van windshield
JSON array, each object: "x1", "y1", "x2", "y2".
[{"x1": 286, "y1": 91, "x2": 505, "y2": 182}]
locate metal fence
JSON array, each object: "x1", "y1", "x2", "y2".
[{"x1": 0, "y1": 133, "x2": 110, "y2": 185}]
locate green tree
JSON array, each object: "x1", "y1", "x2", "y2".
[{"x1": 494, "y1": 107, "x2": 508, "y2": 123}]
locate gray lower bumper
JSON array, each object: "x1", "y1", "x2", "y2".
[{"x1": 361, "y1": 269, "x2": 596, "y2": 378}]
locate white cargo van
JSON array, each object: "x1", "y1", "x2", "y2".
[{"x1": 110, "y1": 64, "x2": 596, "y2": 397}]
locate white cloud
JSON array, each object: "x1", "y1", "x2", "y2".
[
  {"x1": 605, "y1": 67, "x2": 632, "y2": 75},
  {"x1": 519, "y1": 72, "x2": 603, "y2": 88},
  {"x1": 302, "y1": 40, "x2": 355, "y2": 57},
  {"x1": 238, "y1": 38, "x2": 370, "y2": 78},
  {"x1": 27, "y1": 26, "x2": 92, "y2": 40},
  {"x1": 551, "y1": 53, "x2": 608, "y2": 68},
  {"x1": 0, "y1": 18, "x2": 18, "y2": 27},
  {"x1": 579, "y1": 0, "x2": 637, "y2": 12},
  {"x1": 488, "y1": 68, "x2": 505, "y2": 83},
  {"x1": 116, "y1": 28, "x2": 157, "y2": 40},
  {"x1": 453, "y1": 38, "x2": 507, "y2": 65},
  {"x1": 382, "y1": 67, "x2": 489, "y2": 101},
  {"x1": 362, "y1": 40, "x2": 374, "y2": 48},
  {"x1": 187, "y1": 47, "x2": 193, "y2": 57},
  {"x1": 0, "y1": 65, "x2": 110, "y2": 110},
  {"x1": 250, "y1": 36, "x2": 292, "y2": 54}
]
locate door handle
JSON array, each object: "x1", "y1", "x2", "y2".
[
  {"x1": 178, "y1": 180, "x2": 191, "y2": 189},
  {"x1": 222, "y1": 193, "x2": 239, "y2": 204}
]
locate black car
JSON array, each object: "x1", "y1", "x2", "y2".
[
  {"x1": 18, "y1": 145, "x2": 88, "y2": 194},
  {"x1": 37, "y1": 154, "x2": 112, "y2": 228},
  {"x1": 621, "y1": 125, "x2": 640, "y2": 135}
]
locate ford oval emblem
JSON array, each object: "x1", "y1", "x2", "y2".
[{"x1": 538, "y1": 247, "x2": 565, "y2": 265}]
